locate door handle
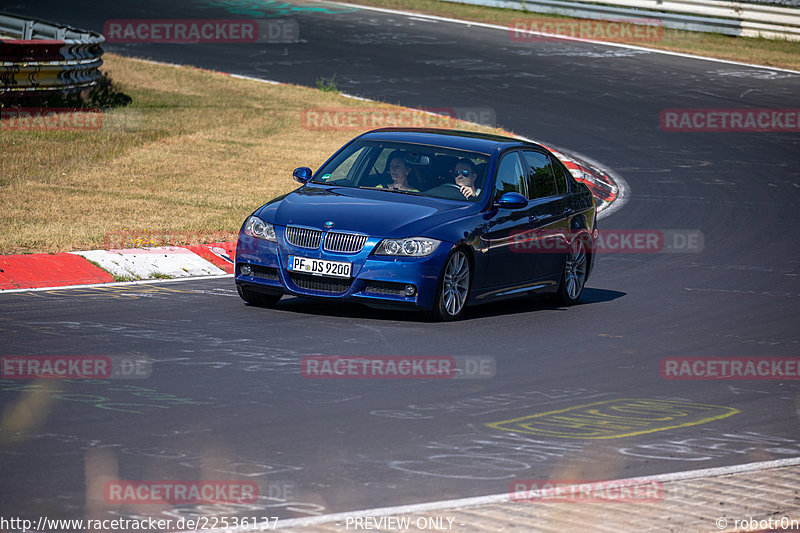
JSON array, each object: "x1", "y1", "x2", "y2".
[{"x1": 529, "y1": 214, "x2": 551, "y2": 223}]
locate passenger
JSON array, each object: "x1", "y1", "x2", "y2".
[
  {"x1": 452, "y1": 158, "x2": 480, "y2": 199},
  {"x1": 378, "y1": 150, "x2": 419, "y2": 192}
]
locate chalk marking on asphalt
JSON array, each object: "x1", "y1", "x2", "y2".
[{"x1": 326, "y1": 1, "x2": 800, "y2": 75}]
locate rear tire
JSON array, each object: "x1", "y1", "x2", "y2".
[
  {"x1": 236, "y1": 284, "x2": 282, "y2": 307},
  {"x1": 553, "y1": 239, "x2": 587, "y2": 306},
  {"x1": 427, "y1": 249, "x2": 471, "y2": 321}
]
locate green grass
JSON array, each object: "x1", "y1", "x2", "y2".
[
  {"x1": 112, "y1": 274, "x2": 142, "y2": 282},
  {"x1": 316, "y1": 74, "x2": 340, "y2": 93}
]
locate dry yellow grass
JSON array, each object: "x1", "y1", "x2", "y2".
[
  {"x1": 0, "y1": 54, "x2": 509, "y2": 254},
  {"x1": 345, "y1": 0, "x2": 800, "y2": 71}
]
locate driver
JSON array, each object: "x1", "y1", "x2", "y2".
[
  {"x1": 452, "y1": 158, "x2": 480, "y2": 199},
  {"x1": 378, "y1": 150, "x2": 419, "y2": 192}
]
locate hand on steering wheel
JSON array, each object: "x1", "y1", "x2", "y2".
[{"x1": 458, "y1": 185, "x2": 477, "y2": 198}]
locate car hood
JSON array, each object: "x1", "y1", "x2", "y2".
[{"x1": 256, "y1": 185, "x2": 474, "y2": 238}]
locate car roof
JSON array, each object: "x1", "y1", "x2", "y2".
[{"x1": 357, "y1": 128, "x2": 542, "y2": 155}]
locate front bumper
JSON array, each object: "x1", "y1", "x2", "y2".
[{"x1": 234, "y1": 229, "x2": 452, "y2": 310}]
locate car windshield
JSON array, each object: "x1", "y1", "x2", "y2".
[{"x1": 311, "y1": 140, "x2": 490, "y2": 202}]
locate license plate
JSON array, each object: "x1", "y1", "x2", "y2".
[{"x1": 287, "y1": 255, "x2": 352, "y2": 278}]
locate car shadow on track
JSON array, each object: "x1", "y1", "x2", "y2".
[
  {"x1": 251, "y1": 287, "x2": 626, "y2": 322},
  {"x1": 460, "y1": 287, "x2": 626, "y2": 320}
]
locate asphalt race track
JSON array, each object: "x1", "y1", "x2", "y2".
[{"x1": 2, "y1": 0, "x2": 800, "y2": 527}]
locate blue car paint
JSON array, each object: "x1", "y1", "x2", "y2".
[{"x1": 235, "y1": 128, "x2": 596, "y2": 313}]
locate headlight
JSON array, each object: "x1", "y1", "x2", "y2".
[
  {"x1": 243, "y1": 216, "x2": 277, "y2": 242},
  {"x1": 375, "y1": 237, "x2": 441, "y2": 257}
]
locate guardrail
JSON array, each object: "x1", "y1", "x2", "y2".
[
  {"x1": 0, "y1": 13, "x2": 104, "y2": 95},
  {"x1": 441, "y1": 0, "x2": 800, "y2": 40}
]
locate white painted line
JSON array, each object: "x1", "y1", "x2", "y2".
[
  {"x1": 228, "y1": 73, "x2": 283, "y2": 85},
  {"x1": 126, "y1": 57, "x2": 286, "y2": 85},
  {"x1": 0, "y1": 274, "x2": 232, "y2": 294},
  {"x1": 179, "y1": 456, "x2": 800, "y2": 532},
  {"x1": 131, "y1": 57, "x2": 189, "y2": 69},
  {"x1": 327, "y1": 1, "x2": 800, "y2": 74},
  {"x1": 340, "y1": 93, "x2": 380, "y2": 102}
]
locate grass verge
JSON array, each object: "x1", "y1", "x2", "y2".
[
  {"x1": 341, "y1": 0, "x2": 800, "y2": 71},
  {"x1": 0, "y1": 54, "x2": 509, "y2": 255}
]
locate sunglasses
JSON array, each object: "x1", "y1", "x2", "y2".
[{"x1": 452, "y1": 169, "x2": 473, "y2": 177}]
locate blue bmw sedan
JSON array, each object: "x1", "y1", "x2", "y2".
[{"x1": 235, "y1": 128, "x2": 597, "y2": 320}]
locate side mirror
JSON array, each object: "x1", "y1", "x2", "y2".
[
  {"x1": 293, "y1": 167, "x2": 313, "y2": 184},
  {"x1": 494, "y1": 192, "x2": 528, "y2": 209}
]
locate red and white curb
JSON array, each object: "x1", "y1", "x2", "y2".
[
  {"x1": 73, "y1": 246, "x2": 228, "y2": 279},
  {"x1": 0, "y1": 242, "x2": 236, "y2": 291}
]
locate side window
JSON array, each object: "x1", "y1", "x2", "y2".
[
  {"x1": 522, "y1": 151, "x2": 557, "y2": 199},
  {"x1": 493, "y1": 151, "x2": 526, "y2": 202},
  {"x1": 551, "y1": 156, "x2": 569, "y2": 195}
]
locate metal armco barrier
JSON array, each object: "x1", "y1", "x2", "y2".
[
  {"x1": 0, "y1": 13, "x2": 104, "y2": 93},
  {"x1": 442, "y1": 0, "x2": 800, "y2": 40}
]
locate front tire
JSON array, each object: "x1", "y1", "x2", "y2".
[
  {"x1": 236, "y1": 284, "x2": 282, "y2": 307},
  {"x1": 427, "y1": 249, "x2": 471, "y2": 321},
  {"x1": 554, "y1": 239, "x2": 587, "y2": 306}
]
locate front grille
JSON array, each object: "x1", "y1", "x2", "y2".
[
  {"x1": 285, "y1": 226, "x2": 323, "y2": 249},
  {"x1": 364, "y1": 280, "x2": 407, "y2": 296},
  {"x1": 324, "y1": 232, "x2": 368, "y2": 253},
  {"x1": 288, "y1": 272, "x2": 352, "y2": 294}
]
